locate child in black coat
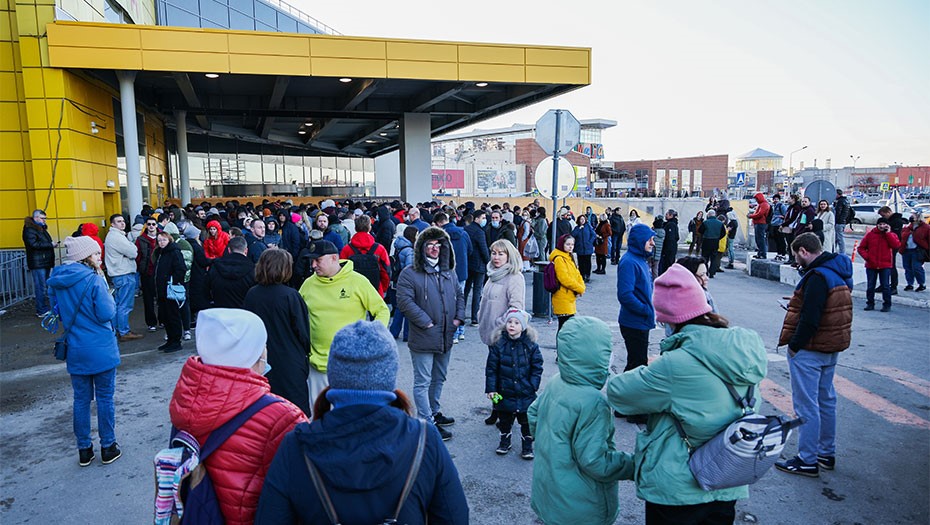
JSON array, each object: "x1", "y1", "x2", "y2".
[{"x1": 485, "y1": 309, "x2": 544, "y2": 459}]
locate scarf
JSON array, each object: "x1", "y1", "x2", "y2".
[
  {"x1": 425, "y1": 256, "x2": 439, "y2": 268},
  {"x1": 486, "y1": 262, "x2": 513, "y2": 282}
]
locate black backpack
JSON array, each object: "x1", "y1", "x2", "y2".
[
  {"x1": 349, "y1": 243, "x2": 383, "y2": 291},
  {"x1": 390, "y1": 246, "x2": 411, "y2": 286},
  {"x1": 765, "y1": 204, "x2": 774, "y2": 225}
]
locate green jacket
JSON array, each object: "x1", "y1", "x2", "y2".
[
  {"x1": 298, "y1": 259, "x2": 390, "y2": 373},
  {"x1": 528, "y1": 317, "x2": 634, "y2": 525},
  {"x1": 607, "y1": 324, "x2": 767, "y2": 506},
  {"x1": 176, "y1": 238, "x2": 193, "y2": 283}
]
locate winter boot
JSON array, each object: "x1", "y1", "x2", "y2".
[
  {"x1": 496, "y1": 432, "x2": 512, "y2": 455},
  {"x1": 520, "y1": 436, "x2": 534, "y2": 460}
]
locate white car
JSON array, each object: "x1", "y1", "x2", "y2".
[
  {"x1": 850, "y1": 203, "x2": 916, "y2": 225},
  {"x1": 913, "y1": 203, "x2": 930, "y2": 224}
]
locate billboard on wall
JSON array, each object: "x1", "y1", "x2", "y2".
[
  {"x1": 573, "y1": 143, "x2": 605, "y2": 159},
  {"x1": 477, "y1": 169, "x2": 517, "y2": 192},
  {"x1": 431, "y1": 169, "x2": 465, "y2": 190}
]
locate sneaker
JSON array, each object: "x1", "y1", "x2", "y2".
[
  {"x1": 775, "y1": 456, "x2": 818, "y2": 477},
  {"x1": 147, "y1": 326, "x2": 157, "y2": 332},
  {"x1": 101, "y1": 442, "x2": 121, "y2": 465},
  {"x1": 484, "y1": 411, "x2": 498, "y2": 425},
  {"x1": 816, "y1": 455, "x2": 835, "y2": 470},
  {"x1": 904, "y1": 285, "x2": 914, "y2": 291},
  {"x1": 118, "y1": 332, "x2": 143, "y2": 342},
  {"x1": 627, "y1": 414, "x2": 648, "y2": 425},
  {"x1": 917, "y1": 285, "x2": 927, "y2": 292},
  {"x1": 752, "y1": 254, "x2": 765, "y2": 259},
  {"x1": 37, "y1": 311, "x2": 49, "y2": 318},
  {"x1": 459, "y1": 333, "x2": 465, "y2": 341},
  {"x1": 890, "y1": 288, "x2": 898, "y2": 296},
  {"x1": 158, "y1": 342, "x2": 183, "y2": 353},
  {"x1": 470, "y1": 321, "x2": 479, "y2": 327},
  {"x1": 434, "y1": 412, "x2": 455, "y2": 427},
  {"x1": 183, "y1": 331, "x2": 192, "y2": 341},
  {"x1": 435, "y1": 422, "x2": 452, "y2": 441},
  {"x1": 78, "y1": 447, "x2": 95, "y2": 467},
  {"x1": 520, "y1": 436, "x2": 534, "y2": 460},
  {"x1": 880, "y1": 305, "x2": 891, "y2": 313},
  {"x1": 863, "y1": 305, "x2": 875, "y2": 311},
  {"x1": 452, "y1": 338, "x2": 459, "y2": 344},
  {"x1": 164, "y1": 334, "x2": 168, "y2": 341},
  {"x1": 725, "y1": 264, "x2": 735, "y2": 269},
  {"x1": 613, "y1": 410, "x2": 625, "y2": 419},
  {"x1": 496, "y1": 432, "x2": 512, "y2": 455}
]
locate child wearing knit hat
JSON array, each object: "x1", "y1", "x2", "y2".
[{"x1": 485, "y1": 309, "x2": 543, "y2": 459}]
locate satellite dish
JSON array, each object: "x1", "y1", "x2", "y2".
[{"x1": 804, "y1": 180, "x2": 836, "y2": 204}]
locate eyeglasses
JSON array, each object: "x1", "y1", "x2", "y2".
[
  {"x1": 425, "y1": 242, "x2": 441, "y2": 249},
  {"x1": 146, "y1": 222, "x2": 157, "y2": 227}
]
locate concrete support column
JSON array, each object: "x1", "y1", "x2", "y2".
[
  {"x1": 175, "y1": 110, "x2": 191, "y2": 206},
  {"x1": 398, "y1": 112, "x2": 431, "y2": 204},
  {"x1": 116, "y1": 71, "x2": 142, "y2": 218}
]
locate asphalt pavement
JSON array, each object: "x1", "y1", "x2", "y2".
[{"x1": 1, "y1": 248, "x2": 928, "y2": 524}]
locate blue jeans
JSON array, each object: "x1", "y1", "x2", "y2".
[
  {"x1": 32, "y1": 268, "x2": 51, "y2": 315},
  {"x1": 726, "y1": 238, "x2": 736, "y2": 265},
  {"x1": 453, "y1": 280, "x2": 466, "y2": 339},
  {"x1": 902, "y1": 249, "x2": 926, "y2": 286},
  {"x1": 835, "y1": 224, "x2": 846, "y2": 254},
  {"x1": 754, "y1": 223, "x2": 768, "y2": 257},
  {"x1": 111, "y1": 273, "x2": 137, "y2": 336},
  {"x1": 788, "y1": 350, "x2": 837, "y2": 464},
  {"x1": 409, "y1": 349, "x2": 451, "y2": 422},
  {"x1": 389, "y1": 308, "x2": 409, "y2": 341},
  {"x1": 865, "y1": 268, "x2": 891, "y2": 307},
  {"x1": 71, "y1": 368, "x2": 117, "y2": 449}
]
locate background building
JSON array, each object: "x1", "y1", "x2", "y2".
[{"x1": 603, "y1": 154, "x2": 729, "y2": 198}]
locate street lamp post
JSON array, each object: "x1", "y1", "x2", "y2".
[
  {"x1": 788, "y1": 145, "x2": 808, "y2": 193},
  {"x1": 848, "y1": 155, "x2": 860, "y2": 193}
]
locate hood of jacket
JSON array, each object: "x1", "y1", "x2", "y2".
[
  {"x1": 348, "y1": 231, "x2": 376, "y2": 251},
  {"x1": 23, "y1": 216, "x2": 47, "y2": 232},
  {"x1": 212, "y1": 252, "x2": 255, "y2": 279},
  {"x1": 753, "y1": 192, "x2": 766, "y2": 204},
  {"x1": 392, "y1": 234, "x2": 413, "y2": 253},
  {"x1": 660, "y1": 325, "x2": 767, "y2": 387},
  {"x1": 555, "y1": 316, "x2": 612, "y2": 389},
  {"x1": 155, "y1": 239, "x2": 180, "y2": 256},
  {"x1": 441, "y1": 222, "x2": 466, "y2": 243},
  {"x1": 81, "y1": 222, "x2": 100, "y2": 237},
  {"x1": 626, "y1": 223, "x2": 656, "y2": 258},
  {"x1": 169, "y1": 356, "x2": 269, "y2": 436},
  {"x1": 412, "y1": 226, "x2": 454, "y2": 272},
  {"x1": 295, "y1": 405, "x2": 422, "y2": 492},
  {"x1": 311, "y1": 259, "x2": 357, "y2": 284},
  {"x1": 489, "y1": 324, "x2": 538, "y2": 346},
  {"x1": 47, "y1": 261, "x2": 95, "y2": 289},
  {"x1": 801, "y1": 251, "x2": 854, "y2": 286},
  {"x1": 206, "y1": 220, "x2": 222, "y2": 234}
]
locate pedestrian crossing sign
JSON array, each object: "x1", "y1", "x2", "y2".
[{"x1": 880, "y1": 182, "x2": 890, "y2": 191}]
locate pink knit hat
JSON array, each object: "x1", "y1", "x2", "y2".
[{"x1": 653, "y1": 263, "x2": 712, "y2": 324}]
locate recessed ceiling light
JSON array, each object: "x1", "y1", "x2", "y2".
[
  {"x1": 305, "y1": 122, "x2": 314, "y2": 127},
  {"x1": 379, "y1": 132, "x2": 388, "y2": 136},
  {"x1": 339, "y1": 78, "x2": 352, "y2": 83},
  {"x1": 365, "y1": 139, "x2": 377, "y2": 143},
  {"x1": 205, "y1": 73, "x2": 219, "y2": 79},
  {"x1": 475, "y1": 82, "x2": 488, "y2": 87},
  {"x1": 298, "y1": 129, "x2": 307, "y2": 135}
]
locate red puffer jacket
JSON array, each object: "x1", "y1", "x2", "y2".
[
  {"x1": 899, "y1": 221, "x2": 930, "y2": 254},
  {"x1": 169, "y1": 356, "x2": 307, "y2": 525},
  {"x1": 857, "y1": 227, "x2": 901, "y2": 269},
  {"x1": 203, "y1": 220, "x2": 230, "y2": 259}
]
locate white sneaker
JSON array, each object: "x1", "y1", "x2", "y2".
[
  {"x1": 459, "y1": 333, "x2": 465, "y2": 341},
  {"x1": 164, "y1": 334, "x2": 168, "y2": 341},
  {"x1": 452, "y1": 338, "x2": 459, "y2": 344},
  {"x1": 183, "y1": 331, "x2": 192, "y2": 341}
]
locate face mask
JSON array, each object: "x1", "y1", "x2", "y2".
[
  {"x1": 491, "y1": 220, "x2": 500, "y2": 228},
  {"x1": 263, "y1": 362, "x2": 272, "y2": 376},
  {"x1": 479, "y1": 219, "x2": 487, "y2": 228}
]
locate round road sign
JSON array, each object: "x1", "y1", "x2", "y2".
[{"x1": 534, "y1": 157, "x2": 576, "y2": 199}]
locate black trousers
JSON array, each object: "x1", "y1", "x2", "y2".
[
  {"x1": 464, "y1": 271, "x2": 486, "y2": 320},
  {"x1": 700, "y1": 239, "x2": 720, "y2": 277},
  {"x1": 556, "y1": 314, "x2": 574, "y2": 333},
  {"x1": 771, "y1": 227, "x2": 788, "y2": 256},
  {"x1": 496, "y1": 410, "x2": 531, "y2": 437},
  {"x1": 595, "y1": 253, "x2": 607, "y2": 272},
  {"x1": 577, "y1": 254, "x2": 592, "y2": 280},
  {"x1": 620, "y1": 325, "x2": 649, "y2": 371},
  {"x1": 890, "y1": 252, "x2": 899, "y2": 290},
  {"x1": 140, "y1": 274, "x2": 158, "y2": 327},
  {"x1": 610, "y1": 233, "x2": 623, "y2": 261},
  {"x1": 158, "y1": 297, "x2": 182, "y2": 344},
  {"x1": 180, "y1": 283, "x2": 191, "y2": 331},
  {"x1": 645, "y1": 500, "x2": 736, "y2": 525}
]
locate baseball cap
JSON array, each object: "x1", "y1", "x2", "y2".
[{"x1": 307, "y1": 240, "x2": 338, "y2": 259}]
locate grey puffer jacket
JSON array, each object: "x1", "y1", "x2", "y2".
[
  {"x1": 396, "y1": 227, "x2": 465, "y2": 354},
  {"x1": 477, "y1": 270, "x2": 525, "y2": 346}
]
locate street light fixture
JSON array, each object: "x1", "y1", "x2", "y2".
[{"x1": 788, "y1": 145, "x2": 808, "y2": 192}]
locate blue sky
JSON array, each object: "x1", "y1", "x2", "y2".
[{"x1": 303, "y1": 0, "x2": 929, "y2": 169}]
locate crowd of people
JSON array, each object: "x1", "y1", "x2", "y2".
[{"x1": 19, "y1": 188, "x2": 906, "y2": 524}]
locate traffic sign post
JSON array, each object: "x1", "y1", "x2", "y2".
[{"x1": 534, "y1": 109, "x2": 581, "y2": 275}]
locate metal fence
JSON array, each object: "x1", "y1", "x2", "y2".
[{"x1": 0, "y1": 249, "x2": 34, "y2": 310}]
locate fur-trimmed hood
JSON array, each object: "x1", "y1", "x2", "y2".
[
  {"x1": 489, "y1": 324, "x2": 538, "y2": 346},
  {"x1": 412, "y1": 226, "x2": 455, "y2": 272}
]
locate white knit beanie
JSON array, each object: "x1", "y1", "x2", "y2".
[
  {"x1": 195, "y1": 309, "x2": 267, "y2": 369},
  {"x1": 64, "y1": 236, "x2": 99, "y2": 262}
]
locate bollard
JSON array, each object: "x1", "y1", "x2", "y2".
[{"x1": 850, "y1": 240, "x2": 859, "y2": 262}]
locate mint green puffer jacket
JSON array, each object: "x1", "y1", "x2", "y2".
[
  {"x1": 528, "y1": 316, "x2": 634, "y2": 525},
  {"x1": 607, "y1": 324, "x2": 767, "y2": 506}
]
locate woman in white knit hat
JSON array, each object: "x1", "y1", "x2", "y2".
[{"x1": 47, "y1": 235, "x2": 122, "y2": 467}]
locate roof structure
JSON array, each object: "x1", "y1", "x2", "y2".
[
  {"x1": 436, "y1": 118, "x2": 616, "y2": 142},
  {"x1": 738, "y1": 148, "x2": 782, "y2": 159}
]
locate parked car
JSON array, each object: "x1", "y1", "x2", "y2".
[
  {"x1": 913, "y1": 203, "x2": 930, "y2": 224},
  {"x1": 851, "y1": 203, "x2": 916, "y2": 225}
]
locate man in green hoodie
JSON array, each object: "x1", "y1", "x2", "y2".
[
  {"x1": 298, "y1": 240, "x2": 390, "y2": 410},
  {"x1": 528, "y1": 316, "x2": 634, "y2": 525}
]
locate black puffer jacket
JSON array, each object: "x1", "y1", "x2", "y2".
[
  {"x1": 153, "y1": 241, "x2": 186, "y2": 300},
  {"x1": 374, "y1": 206, "x2": 396, "y2": 249},
  {"x1": 396, "y1": 227, "x2": 465, "y2": 354},
  {"x1": 22, "y1": 217, "x2": 55, "y2": 270},
  {"x1": 464, "y1": 222, "x2": 489, "y2": 274},
  {"x1": 206, "y1": 252, "x2": 256, "y2": 308},
  {"x1": 485, "y1": 326, "x2": 543, "y2": 413}
]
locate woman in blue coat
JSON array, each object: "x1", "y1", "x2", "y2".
[
  {"x1": 572, "y1": 215, "x2": 597, "y2": 282},
  {"x1": 47, "y1": 236, "x2": 121, "y2": 467}
]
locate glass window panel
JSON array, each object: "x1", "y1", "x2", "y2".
[
  {"x1": 256, "y1": 22, "x2": 275, "y2": 32},
  {"x1": 276, "y1": 13, "x2": 297, "y2": 33},
  {"x1": 297, "y1": 22, "x2": 319, "y2": 34},
  {"x1": 200, "y1": 0, "x2": 229, "y2": 27},
  {"x1": 229, "y1": 9, "x2": 253, "y2": 30},
  {"x1": 336, "y1": 157, "x2": 351, "y2": 170},
  {"x1": 254, "y1": 1, "x2": 275, "y2": 26},
  {"x1": 321, "y1": 167, "x2": 336, "y2": 185},
  {"x1": 285, "y1": 164, "x2": 304, "y2": 185},
  {"x1": 228, "y1": 0, "x2": 251, "y2": 16},
  {"x1": 166, "y1": 5, "x2": 201, "y2": 27},
  {"x1": 310, "y1": 166, "x2": 322, "y2": 185},
  {"x1": 305, "y1": 156, "x2": 321, "y2": 168},
  {"x1": 321, "y1": 157, "x2": 336, "y2": 169}
]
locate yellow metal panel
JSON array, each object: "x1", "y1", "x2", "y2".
[
  {"x1": 525, "y1": 65, "x2": 589, "y2": 85},
  {"x1": 311, "y1": 38, "x2": 385, "y2": 59},
  {"x1": 229, "y1": 54, "x2": 311, "y2": 76},
  {"x1": 1, "y1": 188, "x2": 29, "y2": 217},
  {"x1": 228, "y1": 33, "x2": 308, "y2": 56},
  {"x1": 386, "y1": 41, "x2": 457, "y2": 62},
  {"x1": 74, "y1": 158, "x2": 93, "y2": 188},
  {"x1": 13, "y1": 5, "x2": 37, "y2": 37},
  {"x1": 525, "y1": 47, "x2": 589, "y2": 67},
  {"x1": 142, "y1": 49, "x2": 229, "y2": 73},
  {"x1": 23, "y1": 97, "x2": 46, "y2": 126},
  {"x1": 35, "y1": 5, "x2": 54, "y2": 26},
  {"x1": 21, "y1": 66, "x2": 43, "y2": 96},
  {"x1": 0, "y1": 161, "x2": 26, "y2": 189},
  {"x1": 27, "y1": 129, "x2": 51, "y2": 158},
  {"x1": 0, "y1": 100, "x2": 18, "y2": 129},
  {"x1": 42, "y1": 68, "x2": 64, "y2": 97},
  {"x1": 18, "y1": 35, "x2": 41, "y2": 67},
  {"x1": 458, "y1": 63, "x2": 525, "y2": 83},
  {"x1": 0, "y1": 43, "x2": 15, "y2": 72},
  {"x1": 458, "y1": 45, "x2": 524, "y2": 65},
  {"x1": 311, "y1": 57, "x2": 386, "y2": 78},
  {"x1": 387, "y1": 60, "x2": 458, "y2": 81},
  {"x1": 51, "y1": 45, "x2": 142, "y2": 69},
  {"x1": 0, "y1": 72, "x2": 18, "y2": 102},
  {"x1": 140, "y1": 28, "x2": 227, "y2": 53},
  {"x1": 47, "y1": 23, "x2": 138, "y2": 49}
]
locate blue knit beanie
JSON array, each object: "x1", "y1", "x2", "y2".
[{"x1": 327, "y1": 321, "x2": 398, "y2": 392}]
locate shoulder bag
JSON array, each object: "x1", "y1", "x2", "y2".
[{"x1": 53, "y1": 277, "x2": 96, "y2": 361}]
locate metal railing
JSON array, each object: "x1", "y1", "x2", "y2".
[
  {"x1": 258, "y1": 0, "x2": 341, "y2": 35},
  {"x1": 0, "y1": 250, "x2": 34, "y2": 310}
]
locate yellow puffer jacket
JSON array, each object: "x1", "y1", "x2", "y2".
[{"x1": 549, "y1": 248, "x2": 585, "y2": 315}]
